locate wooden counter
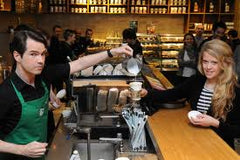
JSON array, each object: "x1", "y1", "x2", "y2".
[{"x1": 147, "y1": 105, "x2": 240, "y2": 160}]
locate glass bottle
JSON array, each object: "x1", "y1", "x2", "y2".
[
  {"x1": 209, "y1": 2, "x2": 214, "y2": 13},
  {"x1": 38, "y1": 0, "x2": 42, "y2": 13},
  {"x1": 0, "y1": 0, "x2": 4, "y2": 10},
  {"x1": 193, "y1": 2, "x2": 198, "y2": 12},
  {"x1": 225, "y1": 1, "x2": 230, "y2": 13}
]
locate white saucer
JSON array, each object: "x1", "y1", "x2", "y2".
[{"x1": 188, "y1": 110, "x2": 202, "y2": 120}]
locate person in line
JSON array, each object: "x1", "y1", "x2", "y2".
[
  {"x1": 194, "y1": 23, "x2": 205, "y2": 49},
  {"x1": 0, "y1": 29, "x2": 132, "y2": 160},
  {"x1": 199, "y1": 21, "x2": 227, "y2": 49},
  {"x1": 58, "y1": 29, "x2": 77, "y2": 101},
  {"x1": 122, "y1": 28, "x2": 149, "y2": 65},
  {"x1": 73, "y1": 28, "x2": 83, "y2": 57},
  {"x1": 74, "y1": 28, "x2": 94, "y2": 55},
  {"x1": 46, "y1": 25, "x2": 63, "y2": 96},
  {"x1": 175, "y1": 33, "x2": 198, "y2": 85},
  {"x1": 227, "y1": 29, "x2": 240, "y2": 52},
  {"x1": 60, "y1": 29, "x2": 77, "y2": 61},
  {"x1": 122, "y1": 28, "x2": 142, "y2": 58},
  {"x1": 47, "y1": 25, "x2": 62, "y2": 64},
  {"x1": 141, "y1": 39, "x2": 240, "y2": 149}
]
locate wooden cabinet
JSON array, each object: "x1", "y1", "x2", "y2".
[
  {"x1": 0, "y1": 0, "x2": 12, "y2": 11},
  {"x1": 46, "y1": 0, "x2": 235, "y2": 34},
  {"x1": 0, "y1": 0, "x2": 43, "y2": 13},
  {"x1": 1, "y1": 0, "x2": 235, "y2": 35},
  {"x1": 48, "y1": 0, "x2": 67, "y2": 13}
]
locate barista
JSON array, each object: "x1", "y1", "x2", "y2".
[
  {"x1": 122, "y1": 28, "x2": 142, "y2": 58},
  {"x1": 0, "y1": 29, "x2": 132, "y2": 160}
]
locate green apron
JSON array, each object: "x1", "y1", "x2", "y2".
[{"x1": 0, "y1": 80, "x2": 49, "y2": 160}]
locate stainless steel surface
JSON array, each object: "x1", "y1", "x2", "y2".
[
  {"x1": 73, "y1": 141, "x2": 116, "y2": 160},
  {"x1": 46, "y1": 122, "x2": 77, "y2": 160},
  {"x1": 99, "y1": 137, "x2": 123, "y2": 143},
  {"x1": 78, "y1": 114, "x2": 114, "y2": 126},
  {"x1": 76, "y1": 127, "x2": 91, "y2": 134},
  {"x1": 86, "y1": 88, "x2": 94, "y2": 112},
  {"x1": 99, "y1": 115, "x2": 120, "y2": 119},
  {"x1": 46, "y1": 112, "x2": 157, "y2": 160},
  {"x1": 76, "y1": 127, "x2": 91, "y2": 160}
]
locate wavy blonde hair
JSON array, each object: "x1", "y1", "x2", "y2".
[{"x1": 197, "y1": 39, "x2": 238, "y2": 120}]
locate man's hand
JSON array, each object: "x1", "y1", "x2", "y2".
[
  {"x1": 111, "y1": 45, "x2": 133, "y2": 57},
  {"x1": 19, "y1": 141, "x2": 48, "y2": 158}
]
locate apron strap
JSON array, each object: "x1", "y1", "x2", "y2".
[
  {"x1": 10, "y1": 80, "x2": 49, "y2": 103},
  {"x1": 10, "y1": 80, "x2": 25, "y2": 103}
]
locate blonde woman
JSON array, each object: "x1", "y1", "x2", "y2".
[{"x1": 141, "y1": 39, "x2": 240, "y2": 148}]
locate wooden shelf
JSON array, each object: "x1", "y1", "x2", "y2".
[{"x1": 187, "y1": 0, "x2": 235, "y2": 32}]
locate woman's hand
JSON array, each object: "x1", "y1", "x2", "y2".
[
  {"x1": 140, "y1": 89, "x2": 148, "y2": 97},
  {"x1": 190, "y1": 114, "x2": 220, "y2": 128}
]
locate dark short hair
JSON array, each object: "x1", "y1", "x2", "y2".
[
  {"x1": 9, "y1": 30, "x2": 47, "y2": 71},
  {"x1": 52, "y1": 25, "x2": 62, "y2": 31},
  {"x1": 85, "y1": 28, "x2": 93, "y2": 35},
  {"x1": 10, "y1": 30, "x2": 47, "y2": 56},
  {"x1": 63, "y1": 29, "x2": 75, "y2": 40},
  {"x1": 228, "y1": 29, "x2": 238, "y2": 38},
  {"x1": 212, "y1": 21, "x2": 227, "y2": 32},
  {"x1": 122, "y1": 28, "x2": 137, "y2": 40},
  {"x1": 14, "y1": 24, "x2": 35, "y2": 32}
]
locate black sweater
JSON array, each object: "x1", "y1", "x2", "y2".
[{"x1": 144, "y1": 75, "x2": 240, "y2": 148}]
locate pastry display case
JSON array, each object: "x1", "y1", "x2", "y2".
[
  {"x1": 159, "y1": 34, "x2": 184, "y2": 71},
  {"x1": 137, "y1": 33, "x2": 161, "y2": 67},
  {"x1": 136, "y1": 33, "x2": 184, "y2": 71}
]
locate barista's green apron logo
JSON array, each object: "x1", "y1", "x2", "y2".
[{"x1": 39, "y1": 108, "x2": 45, "y2": 116}]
